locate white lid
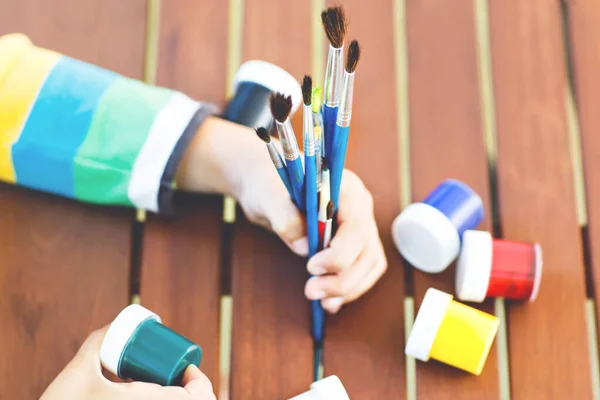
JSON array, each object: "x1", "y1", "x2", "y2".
[
  {"x1": 392, "y1": 203, "x2": 460, "y2": 273},
  {"x1": 530, "y1": 243, "x2": 543, "y2": 301},
  {"x1": 233, "y1": 60, "x2": 303, "y2": 114},
  {"x1": 100, "y1": 304, "x2": 161, "y2": 376},
  {"x1": 405, "y1": 288, "x2": 452, "y2": 362},
  {"x1": 289, "y1": 376, "x2": 350, "y2": 400},
  {"x1": 455, "y1": 230, "x2": 493, "y2": 302}
]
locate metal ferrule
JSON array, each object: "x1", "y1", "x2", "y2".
[
  {"x1": 266, "y1": 142, "x2": 284, "y2": 169},
  {"x1": 303, "y1": 104, "x2": 315, "y2": 157},
  {"x1": 276, "y1": 119, "x2": 300, "y2": 161},
  {"x1": 336, "y1": 71, "x2": 355, "y2": 128},
  {"x1": 323, "y1": 45, "x2": 344, "y2": 106}
]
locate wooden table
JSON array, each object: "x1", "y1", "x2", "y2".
[{"x1": 1, "y1": 0, "x2": 599, "y2": 399}]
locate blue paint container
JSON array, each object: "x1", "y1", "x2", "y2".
[{"x1": 392, "y1": 179, "x2": 484, "y2": 273}]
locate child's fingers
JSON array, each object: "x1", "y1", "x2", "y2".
[
  {"x1": 336, "y1": 256, "x2": 387, "y2": 304},
  {"x1": 305, "y1": 249, "x2": 374, "y2": 301},
  {"x1": 307, "y1": 222, "x2": 365, "y2": 275}
]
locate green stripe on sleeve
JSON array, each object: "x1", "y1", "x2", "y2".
[{"x1": 73, "y1": 77, "x2": 173, "y2": 206}]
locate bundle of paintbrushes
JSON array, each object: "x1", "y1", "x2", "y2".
[{"x1": 255, "y1": 6, "x2": 360, "y2": 382}]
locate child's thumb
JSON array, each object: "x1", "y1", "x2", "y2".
[{"x1": 269, "y1": 200, "x2": 308, "y2": 257}]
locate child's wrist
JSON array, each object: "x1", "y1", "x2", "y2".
[{"x1": 176, "y1": 117, "x2": 270, "y2": 199}]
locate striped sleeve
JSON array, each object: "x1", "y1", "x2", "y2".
[{"x1": 0, "y1": 33, "x2": 217, "y2": 213}]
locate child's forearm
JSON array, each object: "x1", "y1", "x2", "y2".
[
  {"x1": 0, "y1": 33, "x2": 220, "y2": 214},
  {"x1": 176, "y1": 116, "x2": 277, "y2": 200}
]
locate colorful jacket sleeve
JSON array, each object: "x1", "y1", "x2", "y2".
[{"x1": 0, "y1": 33, "x2": 218, "y2": 214}]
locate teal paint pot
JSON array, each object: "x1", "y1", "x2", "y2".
[{"x1": 100, "y1": 304, "x2": 202, "y2": 386}]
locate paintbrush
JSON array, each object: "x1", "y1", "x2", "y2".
[
  {"x1": 270, "y1": 93, "x2": 305, "y2": 211},
  {"x1": 323, "y1": 200, "x2": 334, "y2": 249},
  {"x1": 312, "y1": 87, "x2": 325, "y2": 189},
  {"x1": 303, "y1": 75, "x2": 319, "y2": 260},
  {"x1": 330, "y1": 40, "x2": 360, "y2": 214},
  {"x1": 255, "y1": 127, "x2": 294, "y2": 200},
  {"x1": 317, "y1": 163, "x2": 330, "y2": 250},
  {"x1": 303, "y1": 76, "x2": 326, "y2": 384},
  {"x1": 321, "y1": 7, "x2": 347, "y2": 174}
]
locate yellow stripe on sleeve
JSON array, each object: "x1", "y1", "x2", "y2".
[{"x1": 0, "y1": 38, "x2": 60, "y2": 182}]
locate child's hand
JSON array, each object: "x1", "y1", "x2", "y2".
[
  {"x1": 177, "y1": 117, "x2": 388, "y2": 314},
  {"x1": 40, "y1": 327, "x2": 216, "y2": 400},
  {"x1": 235, "y1": 155, "x2": 387, "y2": 315}
]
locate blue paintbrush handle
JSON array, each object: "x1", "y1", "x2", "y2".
[
  {"x1": 305, "y1": 154, "x2": 319, "y2": 257},
  {"x1": 330, "y1": 124, "x2": 350, "y2": 213},
  {"x1": 276, "y1": 166, "x2": 294, "y2": 200},
  {"x1": 323, "y1": 104, "x2": 338, "y2": 170},
  {"x1": 312, "y1": 300, "x2": 326, "y2": 343},
  {"x1": 305, "y1": 153, "x2": 324, "y2": 343},
  {"x1": 285, "y1": 157, "x2": 305, "y2": 211}
]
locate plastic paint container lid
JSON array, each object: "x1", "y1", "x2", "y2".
[
  {"x1": 406, "y1": 288, "x2": 499, "y2": 375},
  {"x1": 100, "y1": 304, "x2": 202, "y2": 386},
  {"x1": 222, "y1": 60, "x2": 302, "y2": 129},
  {"x1": 392, "y1": 179, "x2": 484, "y2": 273},
  {"x1": 456, "y1": 230, "x2": 543, "y2": 302},
  {"x1": 289, "y1": 375, "x2": 350, "y2": 400}
]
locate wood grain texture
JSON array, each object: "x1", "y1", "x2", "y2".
[
  {"x1": 140, "y1": 195, "x2": 223, "y2": 388},
  {"x1": 488, "y1": 1, "x2": 593, "y2": 397},
  {"x1": 405, "y1": 1, "x2": 499, "y2": 397},
  {"x1": 0, "y1": 2, "x2": 144, "y2": 398},
  {"x1": 141, "y1": 0, "x2": 229, "y2": 387},
  {"x1": 565, "y1": 0, "x2": 600, "y2": 324},
  {"x1": 157, "y1": 0, "x2": 228, "y2": 105},
  {"x1": 231, "y1": 0, "x2": 313, "y2": 398},
  {"x1": 322, "y1": 0, "x2": 406, "y2": 398}
]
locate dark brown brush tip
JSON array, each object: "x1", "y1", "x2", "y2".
[
  {"x1": 321, "y1": 156, "x2": 327, "y2": 169},
  {"x1": 327, "y1": 200, "x2": 334, "y2": 219},
  {"x1": 302, "y1": 75, "x2": 312, "y2": 106},
  {"x1": 321, "y1": 6, "x2": 347, "y2": 49},
  {"x1": 270, "y1": 93, "x2": 293, "y2": 123},
  {"x1": 255, "y1": 127, "x2": 270, "y2": 143},
  {"x1": 346, "y1": 40, "x2": 360, "y2": 73}
]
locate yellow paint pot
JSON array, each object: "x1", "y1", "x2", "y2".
[{"x1": 405, "y1": 288, "x2": 499, "y2": 375}]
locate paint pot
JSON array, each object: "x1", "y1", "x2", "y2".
[
  {"x1": 222, "y1": 60, "x2": 302, "y2": 129},
  {"x1": 289, "y1": 375, "x2": 350, "y2": 400},
  {"x1": 392, "y1": 179, "x2": 484, "y2": 273},
  {"x1": 405, "y1": 288, "x2": 499, "y2": 375},
  {"x1": 100, "y1": 304, "x2": 202, "y2": 386},
  {"x1": 456, "y1": 230, "x2": 543, "y2": 302}
]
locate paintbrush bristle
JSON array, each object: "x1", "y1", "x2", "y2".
[
  {"x1": 346, "y1": 40, "x2": 360, "y2": 73},
  {"x1": 255, "y1": 127, "x2": 270, "y2": 143},
  {"x1": 327, "y1": 200, "x2": 334, "y2": 219},
  {"x1": 321, "y1": 7, "x2": 347, "y2": 49},
  {"x1": 302, "y1": 75, "x2": 312, "y2": 106},
  {"x1": 270, "y1": 93, "x2": 293, "y2": 123}
]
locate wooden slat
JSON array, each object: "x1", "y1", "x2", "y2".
[
  {"x1": 565, "y1": 0, "x2": 600, "y2": 327},
  {"x1": 488, "y1": 1, "x2": 592, "y2": 397},
  {"x1": 0, "y1": 2, "x2": 145, "y2": 398},
  {"x1": 140, "y1": 0, "x2": 229, "y2": 388},
  {"x1": 231, "y1": 0, "x2": 313, "y2": 398},
  {"x1": 405, "y1": 1, "x2": 499, "y2": 397},
  {"x1": 323, "y1": 0, "x2": 406, "y2": 398},
  {"x1": 141, "y1": 195, "x2": 223, "y2": 387}
]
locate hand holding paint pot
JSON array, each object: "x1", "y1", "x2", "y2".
[
  {"x1": 41, "y1": 315, "x2": 213, "y2": 400},
  {"x1": 100, "y1": 304, "x2": 202, "y2": 387},
  {"x1": 289, "y1": 375, "x2": 350, "y2": 400},
  {"x1": 392, "y1": 179, "x2": 484, "y2": 273}
]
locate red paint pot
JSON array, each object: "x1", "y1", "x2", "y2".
[{"x1": 455, "y1": 230, "x2": 542, "y2": 302}]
